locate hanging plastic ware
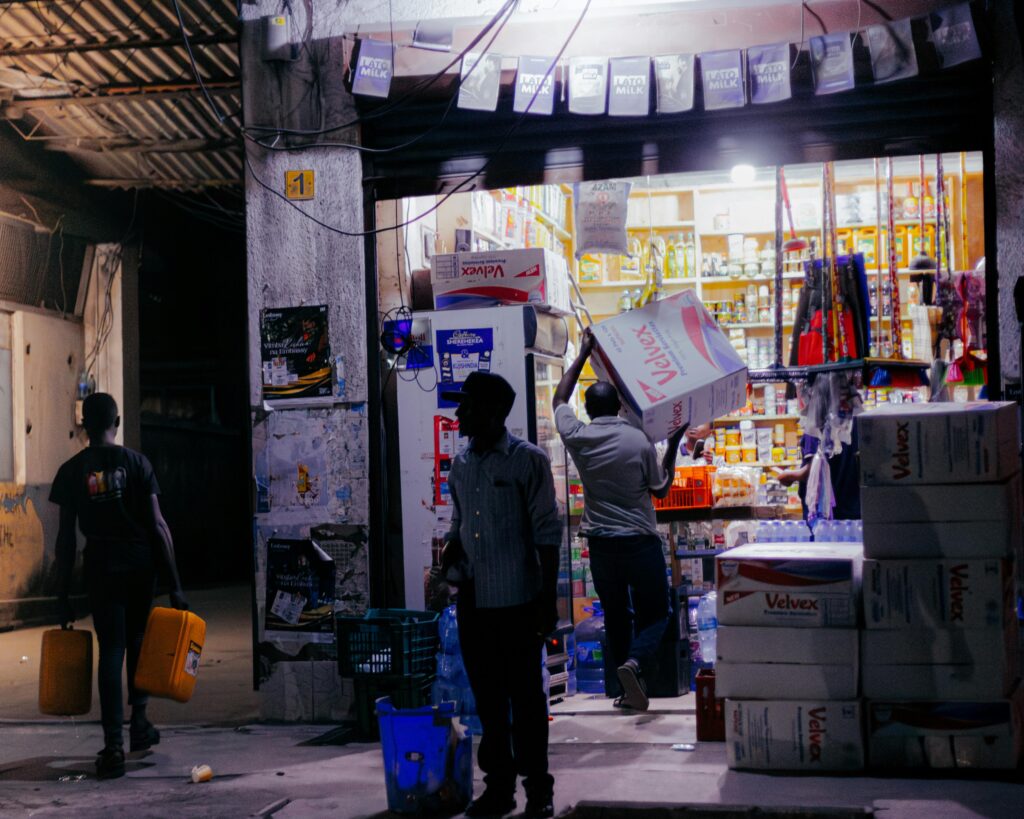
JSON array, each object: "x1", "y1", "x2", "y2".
[{"x1": 804, "y1": 446, "x2": 835, "y2": 527}]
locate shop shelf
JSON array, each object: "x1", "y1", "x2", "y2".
[
  {"x1": 674, "y1": 548, "x2": 723, "y2": 559},
  {"x1": 336, "y1": 609, "x2": 439, "y2": 678},
  {"x1": 714, "y1": 413, "x2": 799, "y2": 423},
  {"x1": 653, "y1": 465, "x2": 715, "y2": 511},
  {"x1": 700, "y1": 273, "x2": 806, "y2": 284}
]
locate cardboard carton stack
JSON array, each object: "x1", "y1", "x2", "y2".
[
  {"x1": 715, "y1": 542, "x2": 865, "y2": 770},
  {"x1": 858, "y1": 401, "x2": 1024, "y2": 770}
]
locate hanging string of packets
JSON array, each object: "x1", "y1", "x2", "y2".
[{"x1": 350, "y1": 3, "x2": 980, "y2": 113}]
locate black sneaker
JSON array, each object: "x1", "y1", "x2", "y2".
[
  {"x1": 95, "y1": 746, "x2": 125, "y2": 780},
  {"x1": 464, "y1": 789, "x2": 516, "y2": 817},
  {"x1": 524, "y1": 795, "x2": 555, "y2": 818},
  {"x1": 129, "y1": 720, "x2": 160, "y2": 753},
  {"x1": 616, "y1": 659, "x2": 649, "y2": 711}
]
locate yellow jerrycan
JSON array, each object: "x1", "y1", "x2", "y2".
[
  {"x1": 39, "y1": 625, "x2": 93, "y2": 716},
  {"x1": 134, "y1": 607, "x2": 206, "y2": 702}
]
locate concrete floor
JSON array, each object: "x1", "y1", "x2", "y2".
[{"x1": 1, "y1": 588, "x2": 1022, "y2": 818}]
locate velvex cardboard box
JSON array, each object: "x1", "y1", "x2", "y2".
[
  {"x1": 859, "y1": 401, "x2": 1019, "y2": 487},
  {"x1": 867, "y1": 687, "x2": 1024, "y2": 770},
  {"x1": 717, "y1": 626, "x2": 858, "y2": 665},
  {"x1": 430, "y1": 249, "x2": 572, "y2": 314},
  {"x1": 717, "y1": 662, "x2": 858, "y2": 700},
  {"x1": 591, "y1": 289, "x2": 747, "y2": 442},
  {"x1": 861, "y1": 474, "x2": 1022, "y2": 559},
  {"x1": 726, "y1": 699, "x2": 865, "y2": 771},
  {"x1": 862, "y1": 558, "x2": 1013, "y2": 630},
  {"x1": 862, "y1": 662, "x2": 1015, "y2": 700},
  {"x1": 716, "y1": 543, "x2": 863, "y2": 628}
]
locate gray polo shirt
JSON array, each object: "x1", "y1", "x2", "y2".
[
  {"x1": 555, "y1": 404, "x2": 665, "y2": 538},
  {"x1": 446, "y1": 431, "x2": 563, "y2": 608}
]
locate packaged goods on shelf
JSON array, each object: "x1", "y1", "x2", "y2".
[
  {"x1": 862, "y1": 558, "x2": 1013, "y2": 630},
  {"x1": 591, "y1": 289, "x2": 747, "y2": 441},
  {"x1": 712, "y1": 466, "x2": 758, "y2": 507},
  {"x1": 431, "y1": 249, "x2": 572, "y2": 314},
  {"x1": 726, "y1": 699, "x2": 865, "y2": 771},
  {"x1": 716, "y1": 543, "x2": 863, "y2": 627},
  {"x1": 858, "y1": 402, "x2": 1020, "y2": 487},
  {"x1": 867, "y1": 688, "x2": 1024, "y2": 770},
  {"x1": 717, "y1": 662, "x2": 857, "y2": 699},
  {"x1": 861, "y1": 475, "x2": 1022, "y2": 558}
]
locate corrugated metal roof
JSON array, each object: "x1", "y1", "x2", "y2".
[{"x1": 0, "y1": 0, "x2": 240, "y2": 190}]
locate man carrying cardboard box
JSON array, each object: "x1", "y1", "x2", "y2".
[{"x1": 554, "y1": 328, "x2": 686, "y2": 711}]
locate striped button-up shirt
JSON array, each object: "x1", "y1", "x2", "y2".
[{"x1": 447, "y1": 431, "x2": 563, "y2": 608}]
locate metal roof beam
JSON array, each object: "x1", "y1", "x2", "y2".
[
  {"x1": 45, "y1": 136, "x2": 239, "y2": 153},
  {"x1": 0, "y1": 33, "x2": 238, "y2": 58},
  {"x1": 2, "y1": 82, "x2": 239, "y2": 112},
  {"x1": 84, "y1": 177, "x2": 239, "y2": 189}
]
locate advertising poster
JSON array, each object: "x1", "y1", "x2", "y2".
[
  {"x1": 264, "y1": 537, "x2": 336, "y2": 645},
  {"x1": 568, "y1": 57, "x2": 608, "y2": 115},
  {"x1": 654, "y1": 54, "x2": 695, "y2": 113},
  {"x1": 260, "y1": 305, "x2": 332, "y2": 405},
  {"x1": 929, "y1": 3, "x2": 981, "y2": 68},
  {"x1": 458, "y1": 52, "x2": 502, "y2": 111},
  {"x1": 810, "y1": 33, "x2": 855, "y2": 95},
  {"x1": 437, "y1": 328, "x2": 493, "y2": 408},
  {"x1": 573, "y1": 180, "x2": 631, "y2": 257}
]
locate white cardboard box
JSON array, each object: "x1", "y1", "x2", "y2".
[
  {"x1": 863, "y1": 520, "x2": 1019, "y2": 559},
  {"x1": 861, "y1": 624, "x2": 1019, "y2": 668},
  {"x1": 862, "y1": 662, "x2": 1015, "y2": 700},
  {"x1": 726, "y1": 699, "x2": 865, "y2": 771},
  {"x1": 591, "y1": 289, "x2": 747, "y2": 442},
  {"x1": 861, "y1": 474, "x2": 1022, "y2": 558},
  {"x1": 430, "y1": 249, "x2": 572, "y2": 314},
  {"x1": 858, "y1": 401, "x2": 1019, "y2": 487},
  {"x1": 717, "y1": 662, "x2": 858, "y2": 699},
  {"x1": 862, "y1": 558, "x2": 1012, "y2": 630},
  {"x1": 867, "y1": 687, "x2": 1024, "y2": 769},
  {"x1": 717, "y1": 626, "x2": 858, "y2": 665},
  {"x1": 716, "y1": 543, "x2": 863, "y2": 628}
]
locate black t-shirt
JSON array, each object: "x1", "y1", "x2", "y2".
[{"x1": 49, "y1": 445, "x2": 160, "y2": 573}]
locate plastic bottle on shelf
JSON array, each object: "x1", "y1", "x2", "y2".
[
  {"x1": 618, "y1": 290, "x2": 633, "y2": 313},
  {"x1": 695, "y1": 592, "x2": 718, "y2": 666}
]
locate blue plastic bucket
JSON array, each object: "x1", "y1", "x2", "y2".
[{"x1": 376, "y1": 696, "x2": 473, "y2": 814}]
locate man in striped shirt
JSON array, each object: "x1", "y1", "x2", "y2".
[{"x1": 441, "y1": 371, "x2": 561, "y2": 819}]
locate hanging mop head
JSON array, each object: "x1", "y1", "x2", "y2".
[
  {"x1": 909, "y1": 253, "x2": 937, "y2": 271},
  {"x1": 783, "y1": 236, "x2": 809, "y2": 253}
]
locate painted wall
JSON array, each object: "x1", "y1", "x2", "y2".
[{"x1": 0, "y1": 247, "x2": 129, "y2": 630}]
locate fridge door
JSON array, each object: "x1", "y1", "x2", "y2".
[{"x1": 527, "y1": 352, "x2": 572, "y2": 626}]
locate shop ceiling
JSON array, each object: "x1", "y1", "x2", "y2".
[{"x1": 0, "y1": 0, "x2": 240, "y2": 191}]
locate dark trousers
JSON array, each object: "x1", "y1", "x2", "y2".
[
  {"x1": 87, "y1": 570, "x2": 155, "y2": 748},
  {"x1": 588, "y1": 534, "x2": 670, "y2": 679},
  {"x1": 457, "y1": 583, "x2": 553, "y2": 800}
]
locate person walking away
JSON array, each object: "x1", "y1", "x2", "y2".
[
  {"x1": 553, "y1": 328, "x2": 686, "y2": 711},
  {"x1": 439, "y1": 371, "x2": 562, "y2": 819},
  {"x1": 50, "y1": 393, "x2": 188, "y2": 780}
]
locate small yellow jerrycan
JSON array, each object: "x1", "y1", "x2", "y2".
[
  {"x1": 134, "y1": 607, "x2": 206, "y2": 703},
  {"x1": 39, "y1": 625, "x2": 93, "y2": 716}
]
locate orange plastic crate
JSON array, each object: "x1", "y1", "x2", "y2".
[{"x1": 653, "y1": 465, "x2": 715, "y2": 511}]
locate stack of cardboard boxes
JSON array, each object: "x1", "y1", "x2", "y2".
[
  {"x1": 715, "y1": 542, "x2": 866, "y2": 770},
  {"x1": 858, "y1": 401, "x2": 1024, "y2": 770}
]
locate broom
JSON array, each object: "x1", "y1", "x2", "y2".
[{"x1": 865, "y1": 156, "x2": 929, "y2": 388}]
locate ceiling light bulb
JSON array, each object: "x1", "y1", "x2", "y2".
[{"x1": 730, "y1": 164, "x2": 756, "y2": 185}]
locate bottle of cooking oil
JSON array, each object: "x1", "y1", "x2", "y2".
[{"x1": 666, "y1": 235, "x2": 679, "y2": 279}]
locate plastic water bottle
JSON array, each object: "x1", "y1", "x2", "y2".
[
  {"x1": 439, "y1": 605, "x2": 460, "y2": 655},
  {"x1": 696, "y1": 592, "x2": 718, "y2": 666},
  {"x1": 574, "y1": 603, "x2": 606, "y2": 694}
]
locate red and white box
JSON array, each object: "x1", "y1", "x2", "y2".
[
  {"x1": 727, "y1": 699, "x2": 865, "y2": 771},
  {"x1": 431, "y1": 249, "x2": 572, "y2": 314},
  {"x1": 715, "y1": 543, "x2": 863, "y2": 628},
  {"x1": 591, "y1": 289, "x2": 747, "y2": 442}
]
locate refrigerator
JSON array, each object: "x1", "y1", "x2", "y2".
[{"x1": 395, "y1": 305, "x2": 571, "y2": 617}]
